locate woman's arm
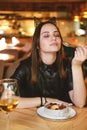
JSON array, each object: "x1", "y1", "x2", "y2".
[
  {"x1": 17, "y1": 97, "x2": 72, "y2": 108},
  {"x1": 69, "y1": 46, "x2": 87, "y2": 108}
]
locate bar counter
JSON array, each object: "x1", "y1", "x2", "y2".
[{"x1": 0, "y1": 106, "x2": 87, "y2": 130}]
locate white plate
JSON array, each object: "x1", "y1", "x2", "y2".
[{"x1": 37, "y1": 106, "x2": 76, "y2": 120}]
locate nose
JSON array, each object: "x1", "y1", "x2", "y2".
[{"x1": 52, "y1": 36, "x2": 56, "y2": 40}]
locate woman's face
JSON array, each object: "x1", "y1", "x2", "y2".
[{"x1": 39, "y1": 23, "x2": 62, "y2": 54}]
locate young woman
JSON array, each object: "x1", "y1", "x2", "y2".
[{"x1": 11, "y1": 20, "x2": 87, "y2": 108}]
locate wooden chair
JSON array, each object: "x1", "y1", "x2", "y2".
[
  {"x1": 0, "y1": 60, "x2": 4, "y2": 79},
  {"x1": 0, "y1": 49, "x2": 19, "y2": 60},
  {"x1": 5, "y1": 51, "x2": 31, "y2": 78},
  {"x1": 0, "y1": 49, "x2": 19, "y2": 68}
]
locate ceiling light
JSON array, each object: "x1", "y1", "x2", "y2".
[
  {"x1": 73, "y1": 15, "x2": 80, "y2": 21},
  {"x1": 80, "y1": 2, "x2": 87, "y2": 18}
]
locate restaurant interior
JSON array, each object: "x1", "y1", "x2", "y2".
[
  {"x1": 0, "y1": 0, "x2": 87, "y2": 80},
  {"x1": 0, "y1": 1, "x2": 87, "y2": 130}
]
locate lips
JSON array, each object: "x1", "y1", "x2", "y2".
[{"x1": 50, "y1": 42, "x2": 58, "y2": 46}]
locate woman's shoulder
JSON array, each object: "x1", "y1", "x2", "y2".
[{"x1": 20, "y1": 56, "x2": 32, "y2": 66}]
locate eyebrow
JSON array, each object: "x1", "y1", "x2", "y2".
[
  {"x1": 41, "y1": 31, "x2": 49, "y2": 35},
  {"x1": 41, "y1": 31, "x2": 59, "y2": 35}
]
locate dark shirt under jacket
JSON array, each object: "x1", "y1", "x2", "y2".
[{"x1": 11, "y1": 57, "x2": 73, "y2": 103}]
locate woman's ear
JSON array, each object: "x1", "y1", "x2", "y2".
[
  {"x1": 34, "y1": 17, "x2": 41, "y2": 27},
  {"x1": 49, "y1": 17, "x2": 56, "y2": 24}
]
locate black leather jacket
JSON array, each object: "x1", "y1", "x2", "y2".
[{"x1": 11, "y1": 57, "x2": 73, "y2": 103}]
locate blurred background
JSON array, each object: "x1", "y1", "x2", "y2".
[
  {"x1": 0, "y1": 0, "x2": 87, "y2": 78},
  {"x1": 0, "y1": 0, "x2": 87, "y2": 45}
]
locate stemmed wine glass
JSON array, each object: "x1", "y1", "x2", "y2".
[{"x1": 0, "y1": 78, "x2": 20, "y2": 130}]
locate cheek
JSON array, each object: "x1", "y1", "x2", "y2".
[
  {"x1": 58, "y1": 43, "x2": 62, "y2": 49},
  {"x1": 40, "y1": 43, "x2": 48, "y2": 51},
  {"x1": 40, "y1": 39, "x2": 48, "y2": 49},
  {"x1": 57, "y1": 39, "x2": 62, "y2": 48}
]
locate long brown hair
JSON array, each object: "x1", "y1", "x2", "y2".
[{"x1": 31, "y1": 20, "x2": 65, "y2": 83}]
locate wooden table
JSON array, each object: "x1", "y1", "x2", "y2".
[
  {"x1": 0, "y1": 106, "x2": 87, "y2": 130},
  {"x1": 0, "y1": 53, "x2": 15, "y2": 62}
]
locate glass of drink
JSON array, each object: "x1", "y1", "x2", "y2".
[{"x1": 0, "y1": 78, "x2": 20, "y2": 130}]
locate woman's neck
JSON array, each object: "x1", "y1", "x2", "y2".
[{"x1": 40, "y1": 52, "x2": 57, "y2": 65}]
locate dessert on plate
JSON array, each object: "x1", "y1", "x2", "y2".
[{"x1": 44, "y1": 102, "x2": 69, "y2": 117}]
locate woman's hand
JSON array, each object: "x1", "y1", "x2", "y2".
[
  {"x1": 72, "y1": 46, "x2": 87, "y2": 66},
  {"x1": 71, "y1": 46, "x2": 87, "y2": 108}
]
